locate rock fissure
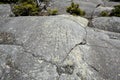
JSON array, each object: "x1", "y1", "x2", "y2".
[
  {"x1": 88, "y1": 64, "x2": 99, "y2": 72},
  {"x1": 61, "y1": 41, "x2": 87, "y2": 63}
]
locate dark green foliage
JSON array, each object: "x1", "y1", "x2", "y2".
[
  {"x1": 110, "y1": 0, "x2": 120, "y2": 2},
  {"x1": 110, "y1": 5, "x2": 120, "y2": 17},
  {"x1": 66, "y1": 2, "x2": 85, "y2": 16},
  {"x1": 12, "y1": 2, "x2": 39, "y2": 16},
  {"x1": 0, "y1": 0, "x2": 36, "y2": 3},
  {"x1": 100, "y1": 11, "x2": 109, "y2": 17},
  {"x1": 40, "y1": 0, "x2": 49, "y2": 2},
  {"x1": 48, "y1": 8, "x2": 58, "y2": 15},
  {"x1": 0, "y1": 0, "x2": 18, "y2": 3},
  {"x1": 18, "y1": 0, "x2": 35, "y2": 3}
]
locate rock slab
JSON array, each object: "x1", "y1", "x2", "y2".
[{"x1": 0, "y1": 15, "x2": 120, "y2": 80}]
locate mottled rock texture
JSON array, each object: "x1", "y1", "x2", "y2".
[
  {"x1": 0, "y1": 15, "x2": 120, "y2": 80},
  {"x1": 0, "y1": 4, "x2": 13, "y2": 17},
  {"x1": 50, "y1": 0, "x2": 120, "y2": 18},
  {"x1": 91, "y1": 17, "x2": 120, "y2": 33}
]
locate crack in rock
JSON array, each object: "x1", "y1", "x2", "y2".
[
  {"x1": 88, "y1": 64, "x2": 99, "y2": 72},
  {"x1": 61, "y1": 41, "x2": 87, "y2": 63}
]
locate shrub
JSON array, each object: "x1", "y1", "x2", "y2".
[
  {"x1": 18, "y1": 0, "x2": 35, "y2": 3},
  {"x1": 110, "y1": 0, "x2": 120, "y2": 2},
  {"x1": 12, "y1": 2, "x2": 39, "y2": 16},
  {"x1": 100, "y1": 11, "x2": 109, "y2": 17},
  {"x1": 66, "y1": 2, "x2": 85, "y2": 16},
  {"x1": 0, "y1": 0, "x2": 37, "y2": 4},
  {"x1": 0, "y1": 0, "x2": 18, "y2": 3},
  {"x1": 110, "y1": 5, "x2": 120, "y2": 17},
  {"x1": 48, "y1": 8, "x2": 58, "y2": 15}
]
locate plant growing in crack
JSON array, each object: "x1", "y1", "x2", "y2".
[{"x1": 56, "y1": 64, "x2": 75, "y2": 75}]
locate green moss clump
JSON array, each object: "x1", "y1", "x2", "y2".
[
  {"x1": 110, "y1": 5, "x2": 120, "y2": 17},
  {"x1": 66, "y1": 2, "x2": 85, "y2": 16},
  {"x1": 100, "y1": 11, "x2": 109, "y2": 17},
  {"x1": 12, "y1": 2, "x2": 39, "y2": 16},
  {"x1": 48, "y1": 8, "x2": 58, "y2": 15}
]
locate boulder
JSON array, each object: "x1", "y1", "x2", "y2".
[
  {"x1": 0, "y1": 15, "x2": 120, "y2": 80},
  {"x1": 91, "y1": 17, "x2": 120, "y2": 33},
  {"x1": 93, "y1": 6, "x2": 113, "y2": 17},
  {"x1": 102, "y1": 0, "x2": 120, "y2": 7}
]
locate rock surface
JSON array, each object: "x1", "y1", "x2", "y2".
[
  {"x1": 91, "y1": 17, "x2": 120, "y2": 33},
  {"x1": 93, "y1": 6, "x2": 113, "y2": 17},
  {"x1": 0, "y1": 4, "x2": 13, "y2": 17},
  {"x1": 0, "y1": 15, "x2": 120, "y2": 80},
  {"x1": 49, "y1": 0, "x2": 120, "y2": 18},
  {"x1": 50, "y1": 0, "x2": 104, "y2": 18}
]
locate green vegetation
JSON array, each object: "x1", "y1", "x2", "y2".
[
  {"x1": 110, "y1": 5, "x2": 120, "y2": 17},
  {"x1": 12, "y1": 2, "x2": 39, "y2": 16},
  {"x1": 100, "y1": 11, "x2": 109, "y2": 17},
  {"x1": 0, "y1": 0, "x2": 18, "y2": 3},
  {"x1": 66, "y1": 2, "x2": 85, "y2": 16},
  {"x1": 110, "y1": 0, "x2": 120, "y2": 2},
  {"x1": 18, "y1": 0, "x2": 36, "y2": 3},
  {"x1": 0, "y1": 0, "x2": 36, "y2": 3},
  {"x1": 99, "y1": 5, "x2": 120, "y2": 17},
  {"x1": 2, "y1": 0, "x2": 58, "y2": 16},
  {"x1": 48, "y1": 8, "x2": 58, "y2": 15},
  {"x1": 12, "y1": 0, "x2": 59, "y2": 16},
  {"x1": 0, "y1": 0, "x2": 45, "y2": 16}
]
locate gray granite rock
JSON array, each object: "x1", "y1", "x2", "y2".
[
  {"x1": 93, "y1": 6, "x2": 113, "y2": 17},
  {"x1": 49, "y1": 0, "x2": 120, "y2": 18},
  {"x1": 50, "y1": 0, "x2": 104, "y2": 18},
  {"x1": 0, "y1": 15, "x2": 120, "y2": 80},
  {"x1": 0, "y1": 4, "x2": 13, "y2": 18},
  {"x1": 102, "y1": 0, "x2": 120, "y2": 7},
  {"x1": 91, "y1": 17, "x2": 120, "y2": 33}
]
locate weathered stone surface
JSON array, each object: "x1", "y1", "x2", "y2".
[
  {"x1": 50, "y1": 0, "x2": 119, "y2": 18},
  {"x1": 0, "y1": 15, "x2": 120, "y2": 80},
  {"x1": 50, "y1": 0, "x2": 104, "y2": 17},
  {"x1": 91, "y1": 17, "x2": 120, "y2": 33},
  {"x1": 0, "y1": 45, "x2": 58, "y2": 80},
  {"x1": 93, "y1": 6, "x2": 113, "y2": 17},
  {"x1": 0, "y1": 4, "x2": 13, "y2": 17},
  {"x1": 0, "y1": 32, "x2": 15, "y2": 44},
  {"x1": 102, "y1": 0, "x2": 120, "y2": 7},
  {"x1": 0, "y1": 15, "x2": 87, "y2": 63}
]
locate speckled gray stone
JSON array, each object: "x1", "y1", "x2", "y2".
[
  {"x1": 0, "y1": 15, "x2": 120, "y2": 80},
  {"x1": 91, "y1": 17, "x2": 120, "y2": 33}
]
